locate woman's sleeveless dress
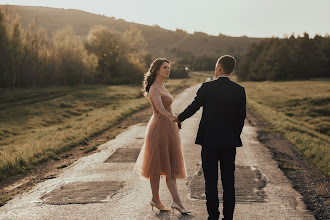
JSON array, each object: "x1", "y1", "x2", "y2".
[{"x1": 134, "y1": 84, "x2": 187, "y2": 179}]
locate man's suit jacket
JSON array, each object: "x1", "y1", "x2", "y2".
[{"x1": 178, "y1": 77, "x2": 246, "y2": 149}]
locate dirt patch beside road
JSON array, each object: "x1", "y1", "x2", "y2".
[{"x1": 247, "y1": 106, "x2": 329, "y2": 220}]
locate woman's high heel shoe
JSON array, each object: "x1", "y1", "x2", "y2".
[
  {"x1": 171, "y1": 202, "x2": 192, "y2": 214},
  {"x1": 150, "y1": 201, "x2": 170, "y2": 211}
]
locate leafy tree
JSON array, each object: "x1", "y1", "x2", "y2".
[
  {"x1": 21, "y1": 17, "x2": 50, "y2": 87},
  {"x1": 52, "y1": 26, "x2": 97, "y2": 86},
  {"x1": 0, "y1": 10, "x2": 10, "y2": 88},
  {"x1": 316, "y1": 35, "x2": 330, "y2": 77},
  {"x1": 293, "y1": 33, "x2": 324, "y2": 79},
  {"x1": 8, "y1": 21, "x2": 23, "y2": 88},
  {"x1": 170, "y1": 62, "x2": 189, "y2": 79},
  {"x1": 123, "y1": 25, "x2": 147, "y2": 54},
  {"x1": 122, "y1": 25, "x2": 149, "y2": 80},
  {"x1": 85, "y1": 25, "x2": 129, "y2": 83}
]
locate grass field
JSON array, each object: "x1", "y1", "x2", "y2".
[
  {"x1": 240, "y1": 79, "x2": 330, "y2": 176},
  {"x1": 0, "y1": 74, "x2": 205, "y2": 182}
]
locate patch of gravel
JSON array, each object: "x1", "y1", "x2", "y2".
[{"x1": 247, "y1": 106, "x2": 329, "y2": 220}]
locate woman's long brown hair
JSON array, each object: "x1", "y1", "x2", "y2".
[{"x1": 142, "y1": 58, "x2": 169, "y2": 97}]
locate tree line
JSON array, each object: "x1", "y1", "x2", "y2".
[
  {"x1": 5, "y1": 8, "x2": 328, "y2": 88},
  {"x1": 169, "y1": 49, "x2": 220, "y2": 72},
  {"x1": 1, "y1": 9, "x2": 216, "y2": 90},
  {"x1": 236, "y1": 33, "x2": 330, "y2": 81},
  {"x1": 0, "y1": 9, "x2": 154, "y2": 89}
]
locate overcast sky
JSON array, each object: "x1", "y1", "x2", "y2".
[{"x1": 0, "y1": 0, "x2": 329, "y2": 37}]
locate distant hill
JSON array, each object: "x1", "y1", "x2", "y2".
[{"x1": 0, "y1": 5, "x2": 263, "y2": 60}]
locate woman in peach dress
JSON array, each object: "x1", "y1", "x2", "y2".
[{"x1": 134, "y1": 58, "x2": 190, "y2": 214}]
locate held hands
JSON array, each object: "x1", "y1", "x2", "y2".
[
  {"x1": 170, "y1": 115, "x2": 179, "y2": 123},
  {"x1": 171, "y1": 115, "x2": 182, "y2": 129}
]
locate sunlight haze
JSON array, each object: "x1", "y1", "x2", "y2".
[{"x1": 0, "y1": 0, "x2": 329, "y2": 37}]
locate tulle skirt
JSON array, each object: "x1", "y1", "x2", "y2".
[{"x1": 134, "y1": 113, "x2": 187, "y2": 179}]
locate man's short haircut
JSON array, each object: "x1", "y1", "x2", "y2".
[{"x1": 217, "y1": 55, "x2": 236, "y2": 74}]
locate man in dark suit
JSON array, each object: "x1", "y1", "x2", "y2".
[{"x1": 176, "y1": 55, "x2": 246, "y2": 220}]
